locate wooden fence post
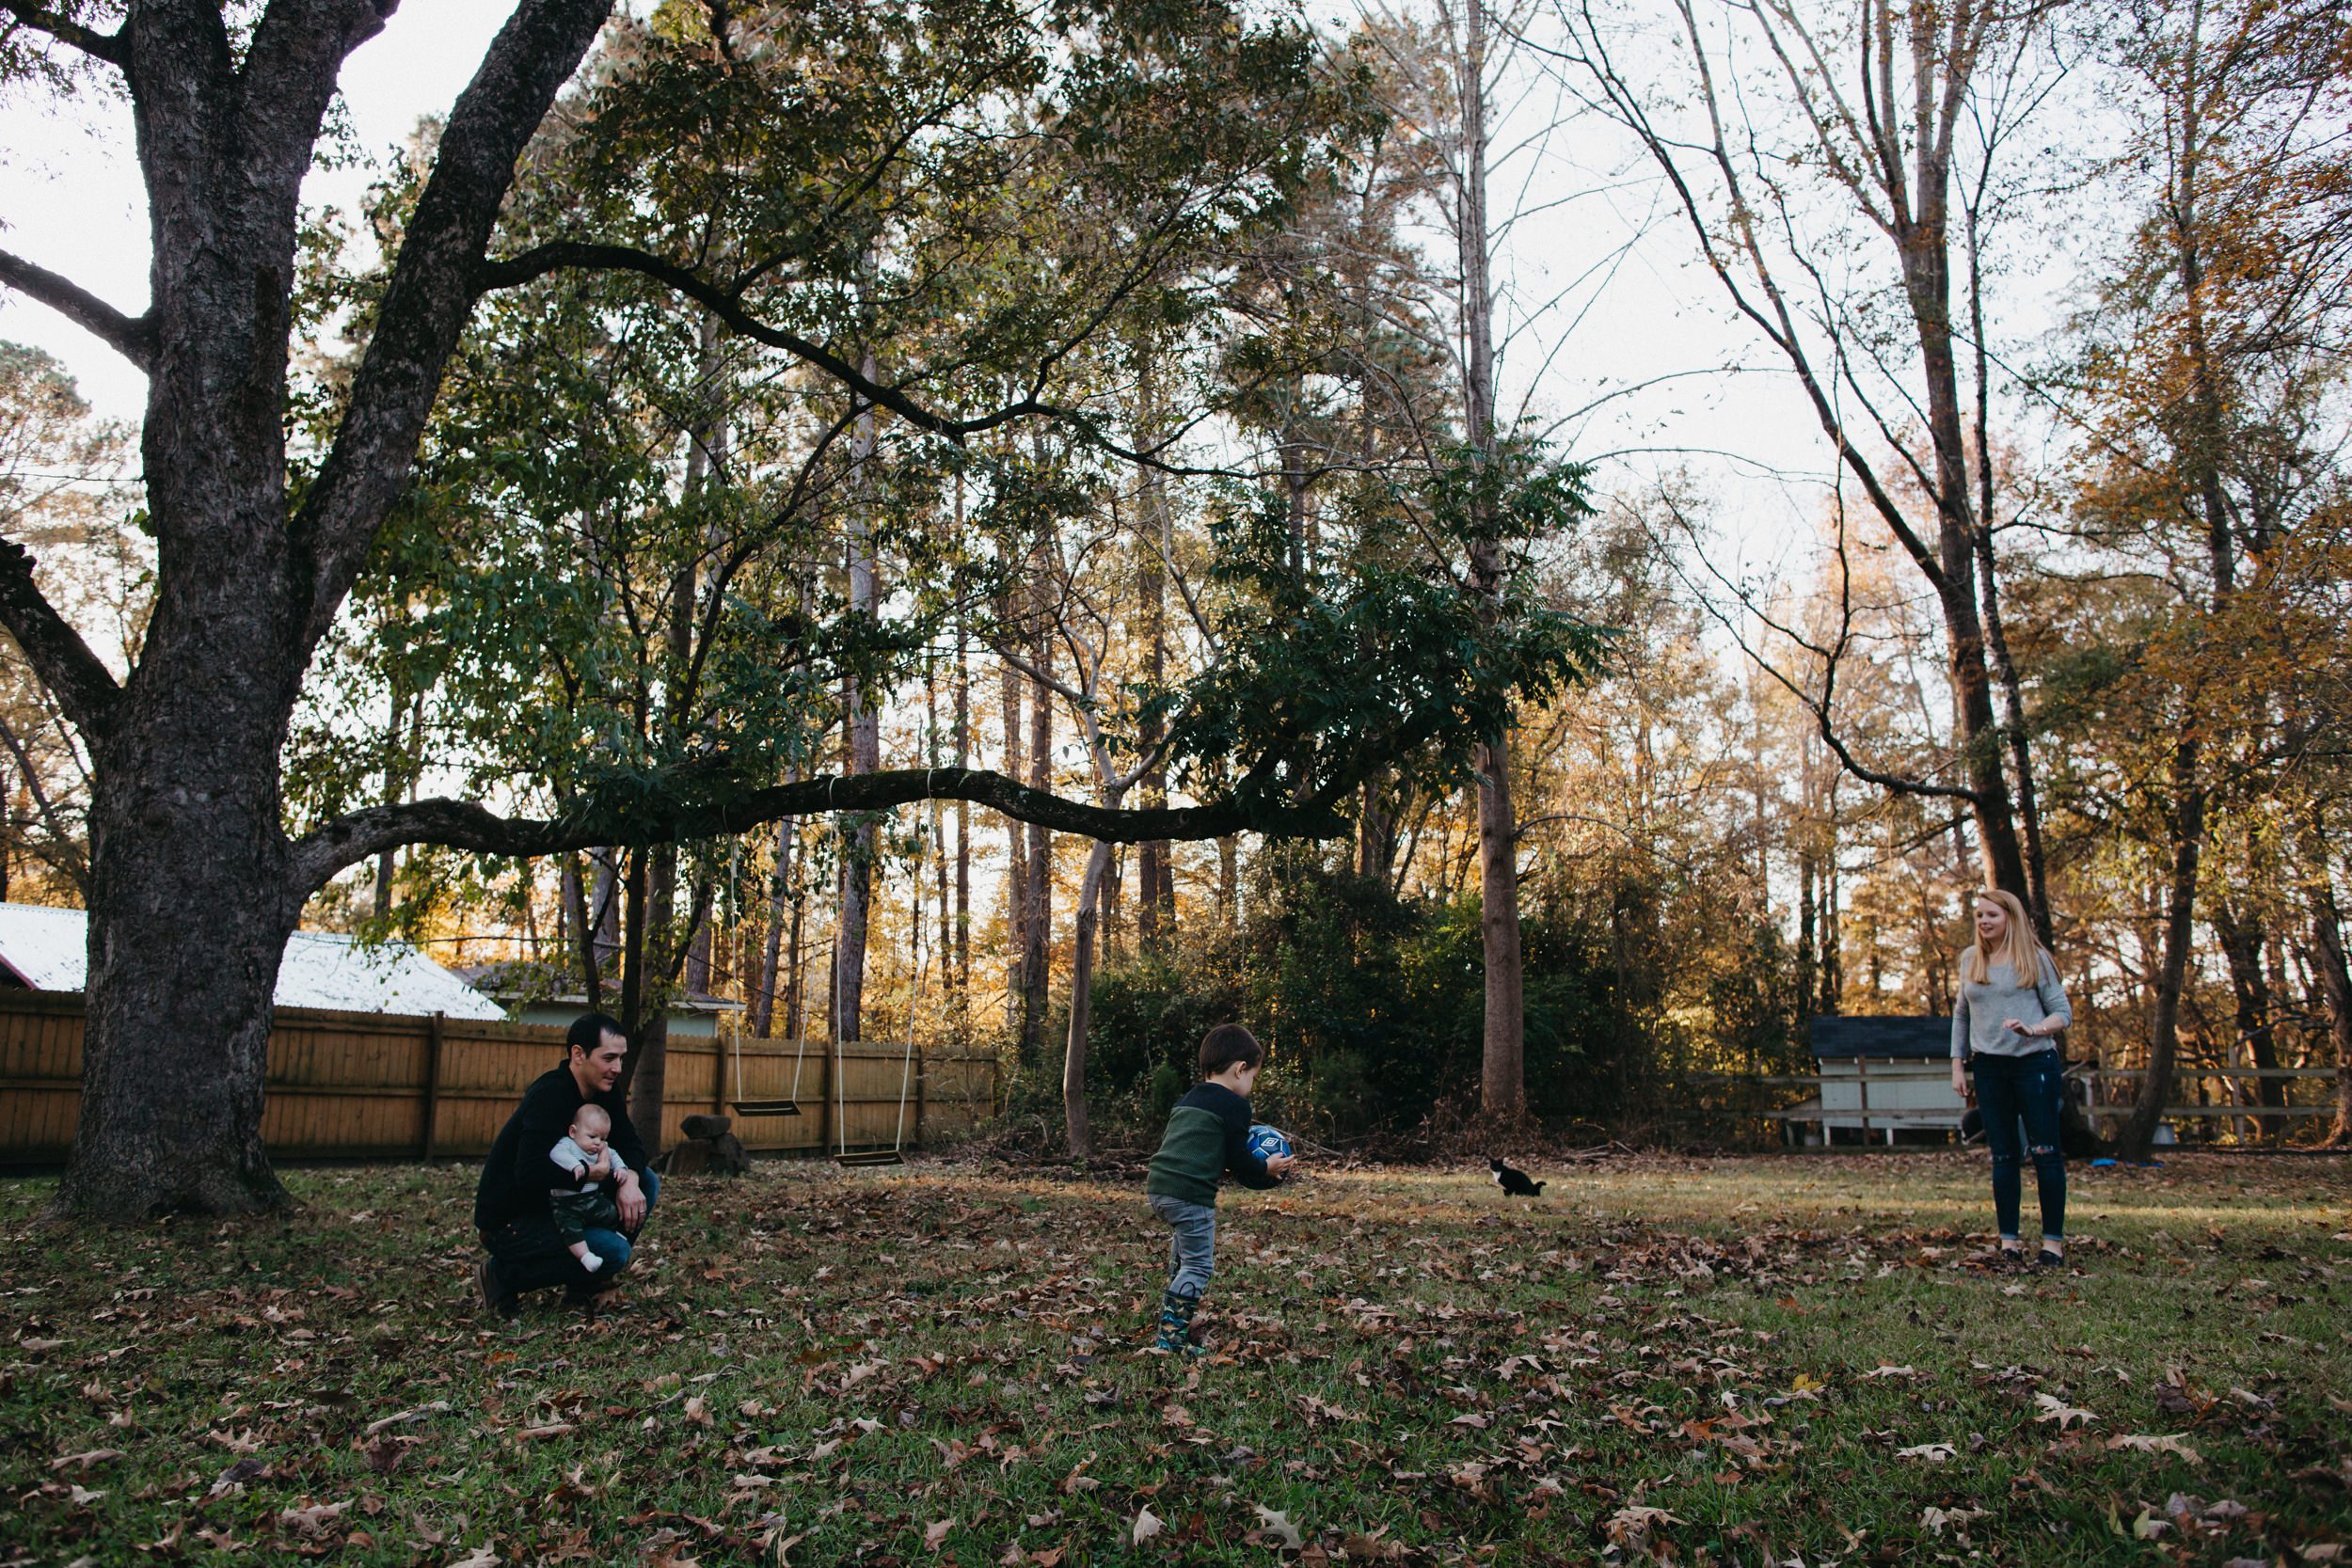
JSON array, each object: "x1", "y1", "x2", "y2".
[
  {"x1": 421, "y1": 1011, "x2": 446, "y2": 1161},
  {"x1": 914, "y1": 1044, "x2": 928, "y2": 1148}
]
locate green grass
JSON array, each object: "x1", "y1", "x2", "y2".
[{"x1": 4, "y1": 1152, "x2": 2349, "y2": 1565}]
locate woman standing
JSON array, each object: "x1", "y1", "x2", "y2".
[{"x1": 1951, "y1": 890, "x2": 2074, "y2": 1265}]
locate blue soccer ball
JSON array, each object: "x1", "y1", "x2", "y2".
[{"x1": 1247, "y1": 1124, "x2": 1292, "y2": 1162}]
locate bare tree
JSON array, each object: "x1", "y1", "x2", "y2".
[{"x1": 1552, "y1": 0, "x2": 2060, "y2": 938}]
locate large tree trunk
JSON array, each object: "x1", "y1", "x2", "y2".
[
  {"x1": 71, "y1": 746, "x2": 303, "y2": 1215},
  {"x1": 1020, "y1": 643, "x2": 1053, "y2": 1061},
  {"x1": 2213, "y1": 897, "x2": 2285, "y2": 1138},
  {"x1": 1135, "y1": 358, "x2": 1174, "y2": 956},
  {"x1": 1064, "y1": 838, "x2": 1112, "y2": 1159},
  {"x1": 2307, "y1": 867, "x2": 2352, "y2": 1147},
  {"x1": 750, "y1": 817, "x2": 793, "y2": 1037},
  {"x1": 2120, "y1": 749, "x2": 2203, "y2": 1160},
  {"x1": 1451, "y1": 0, "x2": 1529, "y2": 1123},
  {"x1": 1475, "y1": 729, "x2": 1526, "y2": 1120},
  {"x1": 952, "y1": 600, "x2": 971, "y2": 1035},
  {"x1": 835, "y1": 361, "x2": 882, "y2": 1045},
  {"x1": 998, "y1": 602, "x2": 1026, "y2": 1034},
  {"x1": 55, "y1": 0, "x2": 354, "y2": 1215}
]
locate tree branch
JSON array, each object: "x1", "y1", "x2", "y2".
[
  {"x1": 289, "y1": 766, "x2": 1347, "y2": 893},
  {"x1": 0, "y1": 537, "x2": 119, "y2": 736},
  {"x1": 0, "y1": 248, "x2": 152, "y2": 369},
  {"x1": 0, "y1": 708, "x2": 88, "y2": 895},
  {"x1": 0, "y1": 0, "x2": 127, "y2": 65},
  {"x1": 289, "y1": 0, "x2": 617, "y2": 655},
  {"x1": 472, "y1": 241, "x2": 1222, "y2": 477}
]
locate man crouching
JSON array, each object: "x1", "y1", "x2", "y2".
[{"x1": 474, "y1": 1012, "x2": 658, "y2": 1317}]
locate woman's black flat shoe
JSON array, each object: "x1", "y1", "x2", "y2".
[
  {"x1": 2036, "y1": 1249, "x2": 2064, "y2": 1268},
  {"x1": 1997, "y1": 1246, "x2": 2025, "y2": 1266}
]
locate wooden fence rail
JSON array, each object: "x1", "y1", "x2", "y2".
[{"x1": 0, "y1": 990, "x2": 997, "y2": 1165}]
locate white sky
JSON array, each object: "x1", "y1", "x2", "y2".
[
  {"x1": 0, "y1": 0, "x2": 1844, "y2": 577},
  {"x1": 0, "y1": 0, "x2": 516, "y2": 421}
]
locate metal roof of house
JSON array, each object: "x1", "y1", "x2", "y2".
[
  {"x1": 0, "y1": 902, "x2": 505, "y2": 1020},
  {"x1": 1808, "y1": 1014, "x2": 1952, "y2": 1059},
  {"x1": 456, "y1": 958, "x2": 742, "y2": 1014}
]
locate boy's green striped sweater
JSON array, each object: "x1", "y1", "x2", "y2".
[{"x1": 1146, "y1": 1083, "x2": 1277, "y2": 1207}]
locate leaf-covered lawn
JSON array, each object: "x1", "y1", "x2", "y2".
[{"x1": 3, "y1": 1152, "x2": 2348, "y2": 1566}]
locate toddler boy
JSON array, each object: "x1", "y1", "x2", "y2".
[{"x1": 1143, "y1": 1023, "x2": 1297, "y2": 1354}]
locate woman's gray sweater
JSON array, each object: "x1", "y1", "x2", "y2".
[{"x1": 1951, "y1": 952, "x2": 2072, "y2": 1060}]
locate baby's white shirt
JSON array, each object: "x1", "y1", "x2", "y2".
[{"x1": 549, "y1": 1135, "x2": 628, "y2": 1186}]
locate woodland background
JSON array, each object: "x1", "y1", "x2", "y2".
[{"x1": 0, "y1": 0, "x2": 2346, "y2": 1164}]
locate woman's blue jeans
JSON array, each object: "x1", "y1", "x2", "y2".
[{"x1": 1973, "y1": 1050, "x2": 2066, "y2": 1242}]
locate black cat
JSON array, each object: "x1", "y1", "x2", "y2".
[{"x1": 1489, "y1": 1157, "x2": 1545, "y2": 1197}]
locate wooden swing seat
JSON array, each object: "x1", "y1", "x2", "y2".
[
  {"x1": 730, "y1": 1099, "x2": 803, "y2": 1117},
  {"x1": 834, "y1": 1149, "x2": 904, "y2": 1167}
]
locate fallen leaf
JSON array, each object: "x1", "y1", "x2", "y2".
[
  {"x1": 1862, "y1": 1365, "x2": 1918, "y2": 1381},
  {"x1": 2034, "y1": 1393, "x2": 2097, "y2": 1429},
  {"x1": 1604, "y1": 1504, "x2": 1683, "y2": 1545},
  {"x1": 1921, "y1": 1505, "x2": 1987, "y2": 1537},
  {"x1": 923, "y1": 1519, "x2": 953, "y2": 1552},
  {"x1": 1895, "y1": 1443, "x2": 1957, "y2": 1463},
  {"x1": 2132, "y1": 1509, "x2": 2169, "y2": 1541},
  {"x1": 445, "y1": 1549, "x2": 501, "y2": 1568},
  {"x1": 363, "y1": 1401, "x2": 451, "y2": 1436},
  {"x1": 2106, "y1": 1433, "x2": 2203, "y2": 1465},
  {"x1": 1132, "y1": 1507, "x2": 1163, "y2": 1545},
  {"x1": 50, "y1": 1449, "x2": 126, "y2": 1472},
  {"x1": 278, "y1": 1501, "x2": 349, "y2": 1539},
  {"x1": 1252, "y1": 1506, "x2": 1304, "y2": 1551}
]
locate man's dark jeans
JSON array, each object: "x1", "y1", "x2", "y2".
[
  {"x1": 483, "y1": 1169, "x2": 661, "y2": 1294},
  {"x1": 1974, "y1": 1050, "x2": 2065, "y2": 1243}
]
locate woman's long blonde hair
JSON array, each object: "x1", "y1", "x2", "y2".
[{"x1": 1963, "y1": 888, "x2": 2047, "y2": 986}]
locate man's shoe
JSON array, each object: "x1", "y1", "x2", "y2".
[
  {"x1": 564, "y1": 1283, "x2": 626, "y2": 1314},
  {"x1": 476, "y1": 1257, "x2": 518, "y2": 1320}
]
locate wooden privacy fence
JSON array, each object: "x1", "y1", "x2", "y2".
[{"x1": 0, "y1": 990, "x2": 997, "y2": 1164}]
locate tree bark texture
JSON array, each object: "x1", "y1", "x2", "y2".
[
  {"x1": 2307, "y1": 872, "x2": 2352, "y2": 1147},
  {"x1": 2212, "y1": 899, "x2": 2285, "y2": 1136},
  {"x1": 1452, "y1": 0, "x2": 1528, "y2": 1122},
  {"x1": 1021, "y1": 647, "x2": 1053, "y2": 1062},
  {"x1": 998, "y1": 599, "x2": 1026, "y2": 1033},
  {"x1": 750, "y1": 817, "x2": 793, "y2": 1037},
  {"x1": 12, "y1": 0, "x2": 616, "y2": 1218},
  {"x1": 1135, "y1": 357, "x2": 1173, "y2": 955},
  {"x1": 2120, "y1": 745, "x2": 2203, "y2": 1161},
  {"x1": 1064, "y1": 838, "x2": 1113, "y2": 1159}
]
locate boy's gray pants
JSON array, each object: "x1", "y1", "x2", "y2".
[{"x1": 1148, "y1": 1194, "x2": 1216, "y2": 1299}]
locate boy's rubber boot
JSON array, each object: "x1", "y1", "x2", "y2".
[{"x1": 1153, "y1": 1291, "x2": 1203, "y2": 1354}]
